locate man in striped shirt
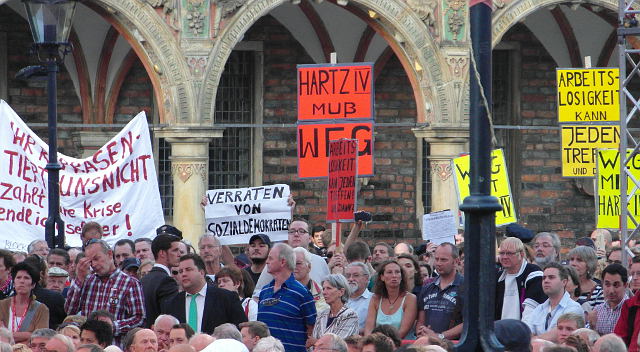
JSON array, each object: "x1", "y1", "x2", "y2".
[
  {"x1": 257, "y1": 243, "x2": 316, "y2": 352},
  {"x1": 65, "y1": 239, "x2": 145, "y2": 346}
]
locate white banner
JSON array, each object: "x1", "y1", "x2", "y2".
[
  {"x1": 0, "y1": 100, "x2": 164, "y2": 250},
  {"x1": 205, "y1": 185, "x2": 291, "y2": 245}
]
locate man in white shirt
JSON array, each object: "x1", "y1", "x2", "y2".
[
  {"x1": 522, "y1": 262, "x2": 583, "y2": 338},
  {"x1": 345, "y1": 262, "x2": 373, "y2": 333},
  {"x1": 252, "y1": 218, "x2": 329, "y2": 296}
]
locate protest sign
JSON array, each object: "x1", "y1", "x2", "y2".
[
  {"x1": 0, "y1": 100, "x2": 164, "y2": 251},
  {"x1": 561, "y1": 125, "x2": 619, "y2": 177},
  {"x1": 556, "y1": 68, "x2": 620, "y2": 122},
  {"x1": 327, "y1": 139, "x2": 358, "y2": 222},
  {"x1": 596, "y1": 149, "x2": 640, "y2": 229},
  {"x1": 453, "y1": 149, "x2": 516, "y2": 226},
  {"x1": 298, "y1": 63, "x2": 374, "y2": 121},
  {"x1": 298, "y1": 121, "x2": 374, "y2": 178},
  {"x1": 422, "y1": 210, "x2": 457, "y2": 244},
  {"x1": 204, "y1": 184, "x2": 291, "y2": 245}
]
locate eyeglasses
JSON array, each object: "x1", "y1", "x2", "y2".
[
  {"x1": 499, "y1": 251, "x2": 518, "y2": 256},
  {"x1": 171, "y1": 270, "x2": 179, "y2": 275},
  {"x1": 345, "y1": 273, "x2": 365, "y2": 279},
  {"x1": 607, "y1": 260, "x2": 623, "y2": 265},
  {"x1": 288, "y1": 229, "x2": 309, "y2": 235}
]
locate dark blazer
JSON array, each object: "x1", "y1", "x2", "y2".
[
  {"x1": 163, "y1": 284, "x2": 247, "y2": 334},
  {"x1": 141, "y1": 266, "x2": 179, "y2": 327},
  {"x1": 33, "y1": 285, "x2": 65, "y2": 329}
]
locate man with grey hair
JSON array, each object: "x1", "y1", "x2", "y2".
[
  {"x1": 572, "y1": 328, "x2": 600, "y2": 346},
  {"x1": 27, "y1": 240, "x2": 49, "y2": 257},
  {"x1": 212, "y1": 323, "x2": 242, "y2": 342},
  {"x1": 29, "y1": 328, "x2": 57, "y2": 352},
  {"x1": 345, "y1": 262, "x2": 372, "y2": 332},
  {"x1": 44, "y1": 334, "x2": 74, "y2": 352},
  {"x1": 252, "y1": 337, "x2": 285, "y2": 352},
  {"x1": 257, "y1": 243, "x2": 316, "y2": 352},
  {"x1": 532, "y1": 232, "x2": 561, "y2": 268},
  {"x1": 189, "y1": 334, "x2": 215, "y2": 352},
  {"x1": 313, "y1": 334, "x2": 347, "y2": 352},
  {"x1": 593, "y1": 333, "x2": 627, "y2": 352},
  {"x1": 152, "y1": 314, "x2": 180, "y2": 351}
]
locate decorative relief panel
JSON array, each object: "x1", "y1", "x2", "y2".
[
  {"x1": 405, "y1": 0, "x2": 438, "y2": 37},
  {"x1": 182, "y1": 0, "x2": 210, "y2": 38},
  {"x1": 172, "y1": 163, "x2": 208, "y2": 183},
  {"x1": 213, "y1": 0, "x2": 248, "y2": 37},
  {"x1": 442, "y1": 0, "x2": 466, "y2": 42},
  {"x1": 187, "y1": 56, "x2": 208, "y2": 77},
  {"x1": 142, "y1": 0, "x2": 180, "y2": 29}
]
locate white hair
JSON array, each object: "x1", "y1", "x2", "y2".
[
  {"x1": 155, "y1": 314, "x2": 179, "y2": 326},
  {"x1": 253, "y1": 337, "x2": 285, "y2": 352},
  {"x1": 293, "y1": 247, "x2": 312, "y2": 266},
  {"x1": 51, "y1": 334, "x2": 74, "y2": 352}
]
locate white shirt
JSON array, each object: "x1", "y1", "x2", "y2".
[
  {"x1": 252, "y1": 251, "x2": 330, "y2": 297},
  {"x1": 522, "y1": 291, "x2": 584, "y2": 335},
  {"x1": 184, "y1": 284, "x2": 208, "y2": 333},
  {"x1": 502, "y1": 273, "x2": 520, "y2": 320},
  {"x1": 154, "y1": 263, "x2": 171, "y2": 276},
  {"x1": 346, "y1": 289, "x2": 373, "y2": 331}
]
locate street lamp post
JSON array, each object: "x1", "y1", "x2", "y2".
[{"x1": 21, "y1": 0, "x2": 77, "y2": 249}]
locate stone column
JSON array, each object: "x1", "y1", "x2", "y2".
[
  {"x1": 73, "y1": 131, "x2": 114, "y2": 158},
  {"x1": 413, "y1": 126, "x2": 468, "y2": 215},
  {"x1": 155, "y1": 127, "x2": 224, "y2": 245}
]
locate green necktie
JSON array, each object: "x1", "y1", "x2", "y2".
[{"x1": 188, "y1": 293, "x2": 198, "y2": 332}]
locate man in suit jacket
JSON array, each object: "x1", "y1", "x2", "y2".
[
  {"x1": 163, "y1": 253, "x2": 247, "y2": 334},
  {"x1": 141, "y1": 231, "x2": 183, "y2": 327}
]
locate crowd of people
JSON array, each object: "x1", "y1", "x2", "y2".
[{"x1": 1, "y1": 218, "x2": 640, "y2": 352}]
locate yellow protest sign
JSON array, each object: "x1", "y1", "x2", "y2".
[
  {"x1": 557, "y1": 68, "x2": 620, "y2": 122},
  {"x1": 561, "y1": 125, "x2": 619, "y2": 177},
  {"x1": 596, "y1": 149, "x2": 640, "y2": 229},
  {"x1": 453, "y1": 149, "x2": 516, "y2": 226}
]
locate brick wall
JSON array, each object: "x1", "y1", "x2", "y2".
[
  {"x1": 113, "y1": 59, "x2": 154, "y2": 124},
  {"x1": 246, "y1": 16, "x2": 419, "y2": 241},
  {"x1": 501, "y1": 24, "x2": 595, "y2": 243}
]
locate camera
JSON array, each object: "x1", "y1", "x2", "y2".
[{"x1": 354, "y1": 211, "x2": 372, "y2": 222}]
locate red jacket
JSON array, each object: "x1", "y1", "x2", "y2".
[{"x1": 614, "y1": 290, "x2": 640, "y2": 352}]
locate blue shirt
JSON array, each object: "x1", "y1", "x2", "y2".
[
  {"x1": 258, "y1": 274, "x2": 317, "y2": 352},
  {"x1": 522, "y1": 291, "x2": 584, "y2": 335},
  {"x1": 418, "y1": 273, "x2": 464, "y2": 333}
]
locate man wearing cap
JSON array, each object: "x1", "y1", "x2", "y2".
[
  {"x1": 245, "y1": 234, "x2": 271, "y2": 285},
  {"x1": 46, "y1": 267, "x2": 68, "y2": 294},
  {"x1": 122, "y1": 258, "x2": 142, "y2": 279},
  {"x1": 141, "y1": 229, "x2": 183, "y2": 328},
  {"x1": 252, "y1": 218, "x2": 329, "y2": 296}
]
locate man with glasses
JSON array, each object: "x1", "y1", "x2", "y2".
[
  {"x1": 345, "y1": 262, "x2": 372, "y2": 333},
  {"x1": 252, "y1": 218, "x2": 330, "y2": 296},
  {"x1": 495, "y1": 237, "x2": 547, "y2": 321},
  {"x1": 65, "y1": 239, "x2": 145, "y2": 346},
  {"x1": 29, "y1": 328, "x2": 56, "y2": 352},
  {"x1": 522, "y1": 262, "x2": 583, "y2": 338},
  {"x1": 532, "y1": 232, "x2": 561, "y2": 268}
]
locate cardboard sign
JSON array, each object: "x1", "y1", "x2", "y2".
[
  {"x1": 0, "y1": 101, "x2": 164, "y2": 250},
  {"x1": 453, "y1": 149, "x2": 517, "y2": 226},
  {"x1": 204, "y1": 184, "x2": 292, "y2": 245},
  {"x1": 557, "y1": 68, "x2": 620, "y2": 122},
  {"x1": 297, "y1": 122, "x2": 374, "y2": 178},
  {"x1": 422, "y1": 210, "x2": 457, "y2": 244},
  {"x1": 327, "y1": 139, "x2": 358, "y2": 222},
  {"x1": 596, "y1": 149, "x2": 640, "y2": 229},
  {"x1": 561, "y1": 125, "x2": 620, "y2": 177},
  {"x1": 298, "y1": 63, "x2": 374, "y2": 121}
]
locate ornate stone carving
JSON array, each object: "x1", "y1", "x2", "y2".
[
  {"x1": 445, "y1": 51, "x2": 469, "y2": 79},
  {"x1": 183, "y1": 0, "x2": 210, "y2": 38},
  {"x1": 431, "y1": 161, "x2": 453, "y2": 181},
  {"x1": 187, "y1": 56, "x2": 208, "y2": 77},
  {"x1": 213, "y1": 0, "x2": 248, "y2": 37},
  {"x1": 405, "y1": 0, "x2": 438, "y2": 37},
  {"x1": 172, "y1": 163, "x2": 208, "y2": 183},
  {"x1": 443, "y1": 0, "x2": 466, "y2": 42},
  {"x1": 142, "y1": 0, "x2": 180, "y2": 29}
]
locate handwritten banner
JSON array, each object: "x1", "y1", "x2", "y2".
[
  {"x1": 453, "y1": 149, "x2": 517, "y2": 226},
  {"x1": 204, "y1": 184, "x2": 291, "y2": 245},
  {"x1": 596, "y1": 149, "x2": 640, "y2": 229},
  {"x1": 0, "y1": 100, "x2": 164, "y2": 251},
  {"x1": 327, "y1": 139, "x2": 358, "y2": 222},
  {"x1": 557, "y1": 68, "x2": 620, "y2": 122},
  {"x1": 297, "y1": 122, "x2": 374, "y2": 178},
  {"x1": 297, "y1": 63, "x2": 374, "y2": 121},
  {"x1": 561, "y1": 125, "x2": 620, "y2": 177}
]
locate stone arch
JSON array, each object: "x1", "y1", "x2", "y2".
[
  {"x1": 199, "y1": 0, "x2": 450, "y2": 125},
  {"x1": 492, "y1": 0, "x2": 617, "y2": 48},
  {"x1": 80, "y1": 0, "x2": 195, "y2": 124}
]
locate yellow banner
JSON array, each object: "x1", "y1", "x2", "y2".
[
  {"x1": 561, "y1": 125, "x2": 619, "y2": 177},
  {"x1": 596, "y1": 149, "x2": 640, "y2": 229},
  {"x1": 557, "y1": 68, "x2": 620, "y2": 122},
  {"x1": 453, "y1": 149, "x2": 516, "y2": 226}
]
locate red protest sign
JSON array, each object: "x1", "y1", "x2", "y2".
[
  {"x1": 327, "y1": 139, "x2": 358, "y2": 222},
  {"x1": 297, "y1": 63, "x2": 374, "y2": 121},
  {"x1": 297, "y1": 121, "x2": 374, "y2": 178}
]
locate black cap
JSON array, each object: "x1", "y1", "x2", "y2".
[
  {"x1": 122, "y1": 257, "x2": 141, "y2": 271},
  {"x1": 505, "y1": 223, "x2": 534, "y2": 243},
  {"x1": 575, "y1": 237, "x2": 596, "y2": 250},
  {"x1": 494, "y1": 319, "x2": 531, "y2": 352},
  {"x1": 156, "y1": 224, "x2": 182, "y2": 239},
  {"x1": 249, "y1": 234, "x2": 272, "y2": 247}
]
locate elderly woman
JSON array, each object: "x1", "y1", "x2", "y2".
[
  {"x1": 568, "y1": 246, "x2": 603, "y2": 310},
  {"x1": 364, "y1": 260, "x2": 417, "y2": 339},
  {"x1": 293, "y1": 247, "x2": 328, "y2": 312},
  {"x1": 311, "y1": 274, "x2": 359, "y2": 341},
  {"x1": 0, "y1": 262, "x2": 49, "y2": 343}
]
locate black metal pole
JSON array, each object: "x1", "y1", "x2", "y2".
[
  {"x1": 44, "y1": 58, "x2": 65, "y2": 249},
  {"x1": 456, "y1": 1, "x2": 503, "y2": 351}
]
